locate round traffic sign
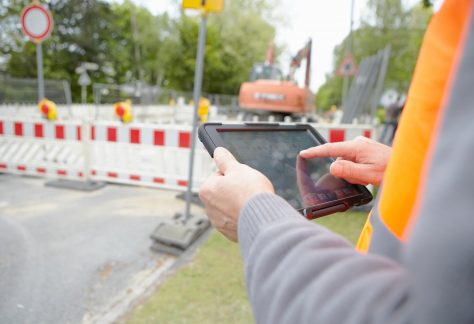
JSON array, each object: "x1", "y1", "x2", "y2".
[{"x1": 21, "y1": 4, "x2": 53, "y2": 43}]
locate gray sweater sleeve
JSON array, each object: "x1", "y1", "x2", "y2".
[
  {"x1": 238, "y1": 191, "x2": 473, "y2": 324},
  {"x1": 238, "y1": 193, "x2": 409, "y2": 324}
]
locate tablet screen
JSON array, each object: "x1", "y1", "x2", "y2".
[{"x1": 218, "y1": 130, "x2": 360, "y2": 210}]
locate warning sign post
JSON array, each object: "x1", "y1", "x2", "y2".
[
  {"x1": 21, "y1": 3, "x2": 54, "y2": 102},
  {"x1": 337, "y1": 53, "x2": 358, "y2": 107}
]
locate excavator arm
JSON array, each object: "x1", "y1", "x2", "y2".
[{"x1": 289, "y1": 39, "x2": 312, "y2": 87}]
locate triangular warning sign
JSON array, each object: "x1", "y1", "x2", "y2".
[{"x1": 336, "y1": 53, "x2": 358, "y2": 77}]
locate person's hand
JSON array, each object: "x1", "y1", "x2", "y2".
[
  {"x1": 299, "y1": 136, "x2": 391, "y2": 186},
  {"x1": 199, "y1": 147, "x2": 274, "y2": 242}
]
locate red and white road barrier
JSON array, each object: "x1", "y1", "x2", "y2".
[
  {"x1": 0, "y1": 118, "x2": 376, "y2": 191},
  {"x1": 310, "y1": 123, "x2": 375, "y2": 142},
  {"x1": 88, "y1": 121, "x2": 212, "y2": 191},
  {"x1": 0, "y1": 118, "x2": 82, "y2": 141},
  {"x1": 0, "y1": 118, "x2": 84, "y2": 179},
  {"x1": 0, "y1": 118, "x2": 213, "y2": 191}
]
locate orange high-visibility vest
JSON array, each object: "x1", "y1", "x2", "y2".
[{"x1": 357, "y1": 0, "x2": 473, "y2": 256}]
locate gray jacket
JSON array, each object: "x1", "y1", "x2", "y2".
[{"x1": 238, "y1": 193, "x2": 474, "y2": 324}]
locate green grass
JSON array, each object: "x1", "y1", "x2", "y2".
[
  {"x1": 126, "y1": 211, "x2": 368, "y2": 324},
  {"x1": 314, "y1": 211, "x2": 368, "y2": 245}
]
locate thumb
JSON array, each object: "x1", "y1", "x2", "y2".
[
  {"x1": 330, "y1": 160, "x2": 379, "y2": 185},
  {"x1": 214, "y1": 147, "x2": 239, "y2": 174}
]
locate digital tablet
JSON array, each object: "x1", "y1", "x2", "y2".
[{"x1": 198, "y1": 122, "x2": 373, "y2": 219}]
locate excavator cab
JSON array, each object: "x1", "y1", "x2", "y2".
[
  {"x1": 239, "y1": 40, "x2": 315, "y2": 117},
  {"x1": 250, "y1": 64, "x2": 283, "y2": 82}
]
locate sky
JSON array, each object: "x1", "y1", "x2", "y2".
[
  {"x1": 276, "y1": 0, "x2": 368, "y2": 90},
  {"x1": 113, "y1": 0, "x2": 442, "y2": 91}
]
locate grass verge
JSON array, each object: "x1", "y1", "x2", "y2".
[{"x1": 126, "y1": 211, "x2": 367, "y2": 324}]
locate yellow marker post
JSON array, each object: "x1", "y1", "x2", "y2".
[{"x1": 198, "y1": 97, "x2": 210, "y2": 123}]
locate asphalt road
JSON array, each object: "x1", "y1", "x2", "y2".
[{"x1": 0, "y1": 174, "x2": 200, "y2": 324}]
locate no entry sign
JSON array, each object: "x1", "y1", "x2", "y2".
[
  {"x1": 20, "y1": 3, "x2": 54, "y2": 101},
  {"x1": 21, "y1": 3, "x2": 53, "y2": 43}
]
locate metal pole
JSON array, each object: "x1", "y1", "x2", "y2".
[
  {"x1": 348, "y1": 0, "x2": 355, "y2": 53},
  {"x1": 93, "y1": 84, "x2": 100, "y2": 120},
  {"x1": 82, "y1": 119, "x2": 92, "y2": 182},
  {"x1": 36, "y1": 43, "x2": 45, "y2": 101},
  {"x1": 184, "y1": 13, "x2": 207, "y2": 221},
  {"x1": 342, "y1": 76, "x2": 350, "y2": 105},
  {"x1": 81, "y1": 85, "x2": 87, "y2": 104},
  {"x1": 131, "y1": 7, "x2": 143, "y2": 83},
  {"x1": 63, "y1": 80, "x2": 73, "y2": 118},
  {"x1": 342, "y1": 0, "x2": 355, "y2": 106},
  {"x1": 370, "y1": 46, "x2": 391, "y2": 123}
]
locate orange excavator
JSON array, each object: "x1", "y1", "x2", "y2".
[{"x1": 239, "y1": 39, "x2": 315, "y2": 119}]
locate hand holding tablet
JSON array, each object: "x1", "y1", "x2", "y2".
[
  {"x1": 199, "y1": 147, "x2": 275, "y2": 242},
  {"x1": 199, "y1": 123, "x2": 373, "y2": 219}
]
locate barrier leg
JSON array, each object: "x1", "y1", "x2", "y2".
[{"x1": 45, "y1": 120, "x2": 105, "y2": 191}]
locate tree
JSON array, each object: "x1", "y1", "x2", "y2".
[
  {"x1": 316, "y1": 0, "x2": 432, "y2": 111},
  {"x1": 163, "y1": 0, "x2": 277, "y2": 94},
  {"x1": 0, "y1": 0, "x2": 278, "y2": 101},
  {"x1": 1, "y1": 0, "x2": 130, "y2": 99}
]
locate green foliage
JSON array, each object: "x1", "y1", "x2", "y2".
[
  {"x1": 316, "y1": 73, "x2": 343, "y2": 112},
  {"x1": 1, "y1": 0, "x2": 139, "y2": 99},
  {"x1": 316, "y1": 0, "x2": 433, "y2": 111},
  {"x1": 206, "y1": 0, "x2": 276, "y2": 93},
  {"x1": 162, "y1": 1, "x2": 276, "y2": 94},
  {"x1": 0, "y1": 0, "x2": 276, "y2": 101},
  {"x1": 376, "y1": 107, "x2": 386, "y2": 123},
  {"x1": 422, "y1": 0, "x2": 433, "y2": 8}
]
